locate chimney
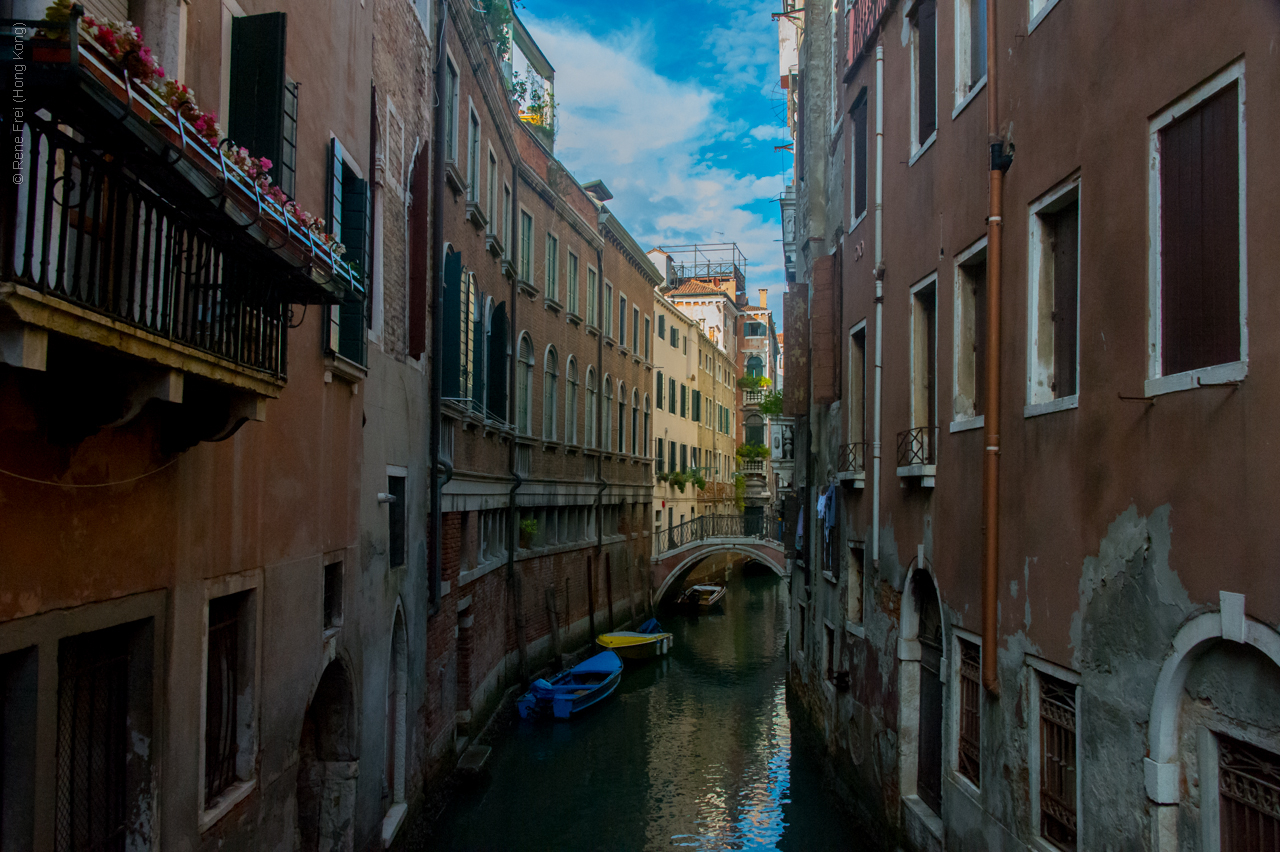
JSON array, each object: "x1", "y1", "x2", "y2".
[{"x1": 758, "y1": 288, "x2": 767, "y2": 309}]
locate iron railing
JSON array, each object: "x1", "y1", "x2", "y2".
[
  {"x1": 838, "y1": 442, "x2": 868, "y2": 475},
  {"x1": 8, "y1": 115, "x2": 288, "y2": 378},
  {"x1": 657, "y1": 513, "x2": 778, "y2": 554},
  {"x1": 896, "y1": 426, "x2": 939, "y2": 467}
]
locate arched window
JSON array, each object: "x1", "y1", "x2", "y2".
[
  {"x1": 516, "y1": 334, "x2": 533, "y2": 435},
  {"x1": 586, "y1": 368, "x2": 597, "y2": 448},
  {"x1": 618, "y1": 382, "x2": 627, "y2": 454},
  {"x1": 643, "y1": 394, "x2": 651, "y2": 457},
  {"x1": 486, "y1": 301, "x2": 509, "y2": 421},
  {"x1": 543, "y1": 347, "x2": 558, "y2": 440},
  {"x1": 746, "y1": 354, "x2": 764, "y2": 379},
  {"x1": 603, "y1": 375, "x2": 614, "y2": 452},
  {"x1": 566, "y1": 357, "x2": 579, "y2": 445},
  {"x1": 630, "y1": 389, "x2": 639, "y2": 455},
  {"x1": 745, "y1": 412, "x2": 765, "y2": 446}
]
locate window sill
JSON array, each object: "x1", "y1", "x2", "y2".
[
  {"x1": 381, "y1": 803, "x2": 408, "y2": 849},
  {"x1": 908, "y1": 131, "x2": 937, "y2": 167},
  {"x1": 443, "y1": 160, "x2": 466, "y2": 197},
  {"x1": 845, "y1": 620, "x2": 866, "y2": 639},
  {"x1": 458, "y1": 554, "x2": 508, "y2": 587},
  {"x1": 544, "y1": 296, "x2": 563, "y2": 314},
  {"x1": 566, "y1": 311, "x2": 583, "y2": 327},
  {"x1": 199, "y1": 778, "x2": 256, "y2": 833},
  {"x1": 486, "y1": 233, "x2": 505, "y2": 258},
  {"x1": 1144, "y1": 361, "x2": 1246, "y2": 397},
  {"x1": 1028, "y1": 0, "x2": 1063, "y2": 33},
  {"x1": 501, "y1": 258, "x2": 517, "y2": 280},
  {"x1": 324, "y1": 352, "x2": 367, "y2": 386},
  {"x1": 586, "y1": 324, "x2": 600, "y2": 337},
  {"x1": 617, "y1": 345, "x2": 630, "y2": 357},
  {"x1": 604, "y1": 336, "x2": 617, "y2": 349},
  {"x1": 952, "y1": 76, "x2": 986, "y2": 120},
  {"x1": 1023, "y1": 394, "x2": 1079, "y2": 419},
  {"x1": 849, "y1": 210, "x2": 867, "y2": 235},
  {"x1": 950, "y1": 771, "x2": 982, "y2": 804},
  {"x1": 464, "y1": 201, "x2": 488, "y2": 231},
  {"x1": 896, "y1": 464, "x2": 936, "y2": 488},
  {"x1": 949, "y1": 415, "x2": 984, "y2": 433},
  {"x1": 902, "y1": 794, "x2": 944, "y2": 841},
  {"x1": 822, "y1": 570, "x2": 838, "y2": 584},
  {"x1": 517, "y1": 279, "x2": 538, "y2": 299},
  {"x1": 542, "y1": 440, "x2": 561, "y2": 451}
]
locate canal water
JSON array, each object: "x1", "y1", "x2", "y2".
[{"x1": 426, "y1": 566, "x2": 864, "y2": 851}]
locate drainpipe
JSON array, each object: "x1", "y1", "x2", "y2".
[
  {"x1": 428, "y1": 0, "x2": 449, "y2": 615},
  {"x1": 870, "y1": 42, "x2": 885, "y2": 570},
  {"x1": 507, "y1": 156, "x2": 528, "y2": 682},
  {"x1": 982, "y1": 0, "x2": 1011, "y2": 696}
]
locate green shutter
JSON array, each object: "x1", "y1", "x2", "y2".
[
  {"x1": 487, "y1": 302, "x2": 509, "y2": 421},
  {"x1": 441, "y1": 249, "x2": 463, "y2": 398},
  {"x1": 228, "y1": 13, "x2": 287, "y2": 182},
  {"x1": 326, "y1": 138, "x2": 344, "y2": 245},
  {"x1": 341, "y1": 169, "x2": 369, "y2": 284}
]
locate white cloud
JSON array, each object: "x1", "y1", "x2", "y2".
[
  {"x1": 748, "y1": 124, "x2": 790, "y2": 141},
  {"x1": 524, "y1": 13, "x2": 789, "y2": 321}
]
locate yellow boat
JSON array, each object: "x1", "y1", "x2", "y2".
[{"x1": 596, "y1": 618, "x2": 673, "y2": 660}]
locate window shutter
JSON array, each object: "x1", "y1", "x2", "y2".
[
  {"x1": 441, "y1": 249, "x2": 463, "y2": 398},
  {"x1": 1050, "y1": 205, "x2": 1078, "y2": 397},
  {"x1": 853, "y1": 97, "x2": 868, "y2": 218},
  {"x1": 917, "y1": 0, "x2": 937, "y2": 145},
  {"x1": 228, "y1": 13, "x2": 287, "y2": 183},
  {"x1": 656, "y1": 372, "x2": 664, "y2": 409},
  {"x1": 408, "y1": 147, "x2": 430, "y2": 357},
  {"x1": 341, "y1": 171, "x2": 369, "y2": 282},
  {"x1": 337, "y1": 289, "x2": 367, "y2": 365},
  {"x1": 325, "y1": 138, "x2": 344, "y2": 246},
  {"x1": 488, "y1": 302, "x2": 509, "y2": 421},
  {"x1": 472, "y1": 300, "x2": 486, "y2": 414}
]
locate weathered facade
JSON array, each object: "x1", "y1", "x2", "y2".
[{"x1": 781, "y1": 1, "x2": 1280, "y2": 850}]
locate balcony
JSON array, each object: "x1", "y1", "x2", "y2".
[
  {"x1": 741, "y1": 458, "x2": 766, "y2": 476},
  {"x1": 896, "y1": 426, "x2": 938, "y2": 487},
  {"x1": 2, "y1": 13, "x2": 362, "y2": 442},
  {"x1": 837, "y1": 441, "x2": 867, "y2": 487},
  {"x1": 743, "y1": 388, "x2": 765, "y2": 406}
]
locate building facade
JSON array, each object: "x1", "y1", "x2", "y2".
[
  {"x1": 652, "y1": 292, "x2": 701, "y2": 546},
  {"x1": 781, "y1": 1, "x2": 1280, "y2": 851}
]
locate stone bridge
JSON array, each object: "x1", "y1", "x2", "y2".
[{"x1": 650, "y1": 515, "x2": 787, "y2": 602}]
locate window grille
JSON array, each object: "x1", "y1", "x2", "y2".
[
  {"x1": 1039, "y1": 673, "x2": 1078, "y2": 850},
  {"x1": 957, "y1": 639, "x2": 981, "y2": 786},
  {"x1": 56, "y1": 628, "x2": 131, "y2": 852},
  {"x1": 205, "y1": 596, "x2": 241, "y2": 806},
  {"x1": 1218, "y1": 735, "x2": 1280, "y2": 851}
]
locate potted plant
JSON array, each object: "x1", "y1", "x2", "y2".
[
  {"x1": 692, "y1": 472, "x2": 707, "y2": 491},
  {"x1": 519, "y1": 518, "x2": 537, "y2": 549},
  {"x1": 737, "y1": 375, "x2": 772, "y2": 390},
  {"x1": 656, "y1": 470, "x2": 669, "y2": 484},
  {"x1": 669, "y1": 471, "x2": 688, "y2": 493}
]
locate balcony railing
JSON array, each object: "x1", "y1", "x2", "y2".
[
  {"x1": 896, "y1": 426, "x2": 939, "y2": 468},
  {"x1": 7, "y1": 113, "x2": 287, "y2": 377},
  {"x1": 743, "y1": 388, "x2": 765, "y2": 406},
  {"x1": 741, "y1": 458, "x2": 766, "y2": 476},
  {"x1": 657, "y1": 513, "x2": 775, "y2": 554},
  {"x1": 838, "y1": 442, "x2": 868, "y2": 477}
]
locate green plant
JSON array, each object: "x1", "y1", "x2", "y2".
[
  {"x1": 734, "y1": 475, "x2": 746, "y2": 513},
  {"x1": 736, "y1": 442, "x2": 770, "y2": 461},
  {"x1": 479, "y1": 0, "x2": 512, "y2": 58},
  {"x1": 656, "y1": 470, "x2": 669, "y2": 484},
  {"x1": 758, "y1": 389, "x2": 784, "y2": 416},
  {"x1": 692, "y1": 473, "x2": 707, "y2": 491},
  {"x1": 737, "y1": 375, "x2": 771, "y2": 390},
  {"x1": 668, "y1": 471, "x2": 688, "y2": 493},
  {"x1": 519, "y1": 517, "x2": 537, "y2": 547}
]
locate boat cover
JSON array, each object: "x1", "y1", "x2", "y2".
[
  {"x1": 638, "y1": 618, "x2": 662, "y2": 634},
  {"x1": 574, "y1": 650, "x2": 623, "y2": 674}
]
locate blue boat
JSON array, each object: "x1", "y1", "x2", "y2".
[{"x1": 516, "y1": 650, "x2": 623, "y2": 720}]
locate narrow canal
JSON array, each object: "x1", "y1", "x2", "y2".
[{"x1": 425, "y1": 564, "x2": 864, "y2": 851}]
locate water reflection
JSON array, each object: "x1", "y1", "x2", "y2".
[{"x1": 430, "y1": 566, "x2": 862, "y2": 851}]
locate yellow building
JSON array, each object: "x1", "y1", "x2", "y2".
[
  {"x1": 697, "y1": 331, "x2": 738, "y2": 517},
  {"x1": 651, "y1": 293, "x2": 701, "y2": 550}
]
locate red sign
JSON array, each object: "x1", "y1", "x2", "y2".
[{"x1": 847, "y1": 0, "x2": 891, "y2": 68}]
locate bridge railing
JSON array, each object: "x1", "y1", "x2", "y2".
[{"x1": 657, "y1": 514, "x2": 779, "y2": 554}]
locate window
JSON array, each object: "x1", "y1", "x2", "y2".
[
  {"x1": 644, "y1": 317, "x2": 651, "y2": 359},
  {"x1": 618, "y1": 383, "x2": 627, "y2": 453},
  {"x1": 669, "y1": 377, "x2": 677, "y2": 413},
  {"x1": 680, "y1": 384, "x2": 687, "y2": 418},
  {"x1": 956, "y1": 638, "x2": 981, "y2": 787},
  {"x1": 586, "y1": 368, "x2": 598, "y2": 448},
  {"x1": 619, "y1": 295, "x2": 628, "y2": 347},
  {"x1": 467, "y1": 110, "x2": 480, "y2": 201},
  {"x1": 205, "y1": 592, "x2": 255, "y2": 808},
  {"x1": 388, "y1": 475, "x2": 406, "y2": 567},
  {"x1": 954, "y1": 242, "x2": 988, "y2": 420},
  {"x1": 850, "y1": 92, "x2": 868, "y2": 223},
  {"x1": 643, "y1": 395, "x2": 651, "y2": 456},
  {"x1": 1216, "y1": 735, "x2": 1280, "y2": 850},
  {"x1": 955, "y1": 0, "x2": 986, "y2": 105},
  {"x1": 587, "y1": 268, "x2": 598, "y2": 326},
  {"x1": 824, "y1": 624, "x2": 836, "y2": 682},
  {"x1": 658, "y1": 314, "x2": 666, "y2": 338},
  {"x1": 680, "y1": 444, "x2": 688, "y2": 472},
  {"x1": 519, "y1": 211, "x2": 534, "y2": 283},
  {"x1": 671, "y1": 326, "x2": 679, "y2": 348},
  {"x1": 656, "y1": 434, "x2": 665, "y2": 469},
  {"x1": 631, "y1": 390, "x2": 639, "y2": 455},
  {"x1": 668, "y1": 441, "x2": 676, "y2": 474},
  {"x1": 485, "y1": 301, "x2": 509, "y2": 421},
  {"x1": 910, "y1": 0, "x2": 938, "y2": 153},
  {"x1": 567, "y1": 252, "x2": 580, "y2": 315},
  {"x1": 517, "y1": 334, "x2": 534, "y2": 435},
  {"x1": 603, "y1": 377, "x2": 614, "y2": 452},
  {"x1": 849, "y1": 324, "x2": 866, "y2": 444},
  {"x1": 745, "y1": 414, "x2": 765, "y2": 446},
  {"x1": 444, "y1": 58, "x2": 459, "y2": 161},
  {"x1": 486, "y1": 150, "x2": 498, "y2": 231},
  {"x1": 745, "y1": 321, "x2": 767, "y2": 337},
  {"x1": 1035, "y1": 669, "x2": 1078, "y2": 850},
  {"x1": 545, "y1": 234, "x2": 559, "y2": 302},
  {"x1": 441, "y1": 260, "x2": 476, "y2": 400},
  {"x1": 691, "y1": 390, "x2": 701, "y2": 423},
  {"x1": 746, "y1": 355, "x2": 764, "y2": 379},
  {"x1": 502, "y1": 184, "x2": 512, "y2": 253},
  {"x1": 543, "y1": 347, "x2": 558, "y2": 440},
  {"x1": 604, "y1": 283, "x2": 614, "y2": 338},
  {"x1": 911, "y1": 278, "x2": 938, "y2": 432},
  {"x1": 323, "y1": 562, "x2": 343, "y2": 629},
  {"x1": 56, "y1": 621, "x2": 153, "y2": 852},
  {"x1": 325, "y1": 138, "x2": 369, "y2": 366},
  {"x1": 1028, "y1": 181, "x2": 1079, "y2": 408},
  {"x1": 280, "y1": 77, "x2": 298, "y2": 199},
  {"x1": 656, "y1": 371, "x2": 664, "y2": 409},
  {"x1": 566, "y1": 357, "x2": 579, "y2": 445},
  {"x1": 632, "y1": 307, "x2": 640, "y2": 353},
  {"x1": 1149, "y1": 65, "x2": 1245, "y2": 390},
  {"x1": 228, "y1": 13, "x2": 288, "y2": 189}
]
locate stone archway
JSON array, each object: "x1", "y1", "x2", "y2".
[
  {"x1": 896, "y1": 555, "x2": 948, "y2": 836},
  {"x1": 297, "y1": 658, "x2": 359, "y2": 852}
]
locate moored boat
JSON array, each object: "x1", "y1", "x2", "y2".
[
  {"x1": 516, "y1": 650, "x2": 623, "y2": 720},
  {"x1": 596, "y1": 618, "x2": 673, "y2": 660},
  {"x1": 677, "y1": 583, "x2": 726, "y2": 610}
]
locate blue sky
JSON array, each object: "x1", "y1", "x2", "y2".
[{"x1": 520, "y1": 0, "x2": 792, "y2": 316}]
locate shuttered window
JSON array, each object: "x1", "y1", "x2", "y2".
[
  {"x1": 228, "y1": 13, "x2": 288, "y2": 184},
  {"x1": 1159, "y1": 80, "x2": 1241, "y2": 376},
  {"x1": 486, "y1": 303, "x2": 509, "y2": 421},
  {"x1": 324, "y1": 139, "x2": 369, "y2": 365},
  {"x1": 280, "y1": 78, "x2": 298, "y2": 199},
  {"x1": 656, "y1": 371, "x2": 664, "y2": 409},
  {"x1": 851, "y1": 94, "x2": 868, "y2": 221},
  {"x1": 913, "y1": 0, "x2": 937, "y2": 148},
  {"x1": 441, "y1": 250, "x2": 464, "y2": 398},
  {"x1": 1049, "y1": 202, "x2": 1078, "y2": 398},
  {"x1": 408, "y1": 146, "x2": 431, "y2": 358}
]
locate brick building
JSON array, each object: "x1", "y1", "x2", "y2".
[{"x1": 780, "y1": 0, "x2": 1280, "y2": 850}]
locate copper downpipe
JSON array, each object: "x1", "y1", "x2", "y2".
[{"x1": 981, "y1": 0, "x2": 1004, "y2": 696}]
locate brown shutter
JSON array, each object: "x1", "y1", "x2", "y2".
[
  {"x1": 917, "y1": 0, "x2": 937, "y2": 145},
  {"x1": 1160, "y1": 82, "x2": 1240, "y2": 375},
  {"x1": 853, "y1": 96, "x2": 868, "y2": 219},
  {"x1": 1050, "y1": 202, "x2": 1078, "y2": 397},
  {"x1": 407, "y1": 147, "x2": 430, "y2": 357},
  {"x1": 784, "y1": 286, "x2": 810, "y2": 416},
  {"x1": 811, "y1": 250, "x2": 842, "y2": 405}
]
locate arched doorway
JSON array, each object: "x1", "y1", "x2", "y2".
[
  {"x1": 297, "y1": 659, "x2": 358, "y2": 852},
  {"x1": 913, "y1": 570, "x2": 944, "y2": 816}
]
